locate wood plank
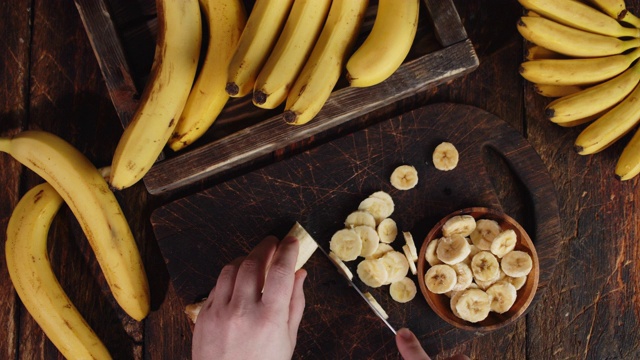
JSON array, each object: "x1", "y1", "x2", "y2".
[{"x1": 423, "y1": 0, "x2": 468, "y2": 47}]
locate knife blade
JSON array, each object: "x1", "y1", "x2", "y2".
[{"x1": 316, "y1": 245, "x2": 397, "y2": 335}]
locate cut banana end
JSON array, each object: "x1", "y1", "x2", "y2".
[
  {"x1": 357, "y1": 259, "x2": 389, "y2": 288},
  {"x1": 500, "y1": 250, "x2": 533, "y2": 278},
  {"x1": 329, "y1": 251, "x2": 354, "y2": 280},
  {"x1": 432, "y1": 142, "x2": 459, "y2": 171},
  {"x1": 377, "y1": 218, "x2": 398, "y2": 243},
  {"x1": 286, "y1": 222, "x2": 320, "y2": 271},
  {"x1": 389, "y1": 277, "x2": 417, "y2": 303},
  {"x1": 402, "y1": 231, "x2": 419, "y2": 261},
  {"x1": 364, "y1": 292, "x2": 389, "y2": 319},
  {"x1": 390, "y1": 164, "x2": 419, "y2": 190},
  {"x1": 330, "y1": 228, "x2": 362, "y2": 261},
  {"x1": 424, "y1": 264, "x2": 457, "y2": 294}
]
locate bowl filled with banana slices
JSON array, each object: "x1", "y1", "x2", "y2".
[{"x1": 417, "y1": 207, "x2": 539, "y2": 331}]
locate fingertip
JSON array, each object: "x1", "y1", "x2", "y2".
[{"x1": 397, "y1": 327, "x2": 414, "y2": 341}]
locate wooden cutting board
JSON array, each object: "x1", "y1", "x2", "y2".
[{"x1": 151, "y1": 103, "x2": 561, "y2": 358}]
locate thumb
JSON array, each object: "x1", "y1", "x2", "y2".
[{"x1": 395, "y1": 328, "x2": 430, "y2": 360}]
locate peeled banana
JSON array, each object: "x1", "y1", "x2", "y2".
[
  {"x1": 283, "y1": 0, "x2": 369, "y2": 125},
  {"x1": 168, "y1": 0, "x2": 246, "y2": 151},
  {"x1": 6, "y1": 183, "x2": 112, "y2": 359},
  {"x1": 346, "y1": 0, "x2": 419, "y2": 87},
  {"x1": 0, "y1": 131, "x2": 150, "y2": 320}
]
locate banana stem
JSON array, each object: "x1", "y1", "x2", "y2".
[{"x1": 0, "y1": 138, "x2": 10, "y2": 153}]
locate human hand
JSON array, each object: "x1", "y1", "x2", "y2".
[
  {"x1": 396, "y1": 328, "x2": 470, "y2": 360},
  {"x1": 192, "y1": 235, "x2": 307, "y2": 360}
]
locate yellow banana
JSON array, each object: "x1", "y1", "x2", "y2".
[
  {"x1": 168, "y1": 0, "x2": 246, "y2": 151},
  {"x1": 518, "y1": 0, "x2": 640, "y2": 37},
  {"x1": 0, "y1": 131, "x2": 150, "y2": 320},
  {"x1": 283, "y1": 0, "x2": 369, "y2": 125},
  {"x1": 520, "y1": 47, "x2": 640, "y2": 85},
  {"x1": 588, "y1": 0, "x2": 640, "y2": 28},
  {"x1": 526, "y1": 45, "x2": 566, "y2": 60},
  {"x1": 615, "y1": 126, "x2": 640, "y2": 180},
  {"x1": 534, "y1": 84, "x2": 584, "y2": 97},
  {"x1": 546, "y1": 62, "x2": 640, "y2": 123},
  {"x1": 110, "y1": 0, "x2": 201, "y2": 189},
  {"x1": 252, "y1": 0, "x2": 332, "y2": 109},
  {"x1": 226, "y1": 0, "x2": 295, "y2": 98},
  {"x1": 346, "y1": 0, "x2": 419, "y2": 87},
  {"x1": 517, "y1": 16, "x2": 640, "y2": 57},
  {"x1": 574, "y1": 82, "x2": 640, "y2": 154},
  {"x1": 6, "y1": 183, "x2": 112, "y2": 359}
]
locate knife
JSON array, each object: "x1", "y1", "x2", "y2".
[{"x1": 315, "y1": 245, "x2": 397, "y2": 335}]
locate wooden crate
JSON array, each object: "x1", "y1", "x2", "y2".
[{"x1": 76, "y1": 0, "x2": 479, "y2": 195}]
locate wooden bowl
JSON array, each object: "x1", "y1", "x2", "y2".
[{"x1": 417, "y1": 207, "x2": 539, "y2": 332}]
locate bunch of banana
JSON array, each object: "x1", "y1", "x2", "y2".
[
  {"x1": 6, "y1": 183, "x2": 112, "y2": 359},
  {"x1": 517, "y1": 0, "x2": 640, "y2": 180}
]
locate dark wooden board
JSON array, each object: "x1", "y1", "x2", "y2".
[{"x1": 151, "y1": 103, "x2": 561, "y2": 358}]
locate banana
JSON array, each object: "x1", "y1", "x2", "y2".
[
  {"x1": 518, "y1": 0, "x2": 640, "y2": 37},
  {"x1": 367, "y1": 242, "x2": 393, "y2": 260},
  {"x1": 475, "y1": 268, "x2": 505, "y2": 290},
  {"x1": 286, "y1": 222, "x2": 319, "y2": 270},
  {"x1": 253, "y1": 0, "x2": 332, "y2": 109},
  {"x1": 364, "y1": 292, "x2": 389, "y2": 319},
  {"x1": 526, "y1": 45, "x2": 566, "y2": 61},
  {"x1": 470, "y1": 219, "x2": 501, "y2": 251},
  {"x1": 425, "y1": 264, "x2": 458, "y2": 294},
  {"x1": 534, "y1": 84, "x2": 584, "y2": 97},
  {"x1": 425, "y1": 239, "x2": 442, "y2": 266},
  {"x1": 283, "y1": 0, "x2": 369, "y2": 125},
  {"x1": 380, "y1": 251, "x2": 410, "y2": 284},
  {"x1": 390, "y1": 164, "x2": 419, "y2": 190},
  {"x1": 402, "y1": 231, "x2": 418, "y2": 262},
  {"x1": 486, "y1": 282, "x2": 518, "y2": 314},
  {"x1": 501, "y1": 250, "x2": 534, "y2": 277},
  {"x1": 442, "y1": 215, "x2": 477, "y2": 237},
  {"x1": 471, "y1": 251, "x2": 501, "y2": 282},
  {"x1": 520, "y1": 47, "x2": 640, "y2": 86},
  {"x1": 402, "y1": 245, "x2": 417, "y2": 275},
  {"x1": 110, "y1": 0, "x2": 202, "y2": 189},
  {"x1": 505, "y1": 275, "x2": 528, "y2": 290},
  {"x1": 359, "y1": 196, "x2": 394, "y2": 223},
  {"x1": 432, "y1": 142, "x2": 459, "y2": 171},
  {"x1": 357, "y1": 258, "x2": 389, "y2": 287},
  {"x1": 490, "y1": 229, "x2": 518, "y2": 258},
  {"x1": 329, "y1": 251, "x2": 354, "y2": 280},
  {"x1": 546, "y1": 62, "x2": 640, "y2": 123},
  {"x1": 588, "y1": 0, "x2": 640, "y2": 28},
  {"x1": 354, "y1": 225, "x2": 380, "y2": 257},
  {"x1": 389, "y1": 277, "x2": 417, "y2": 303},
  {"x1": 449, "y1": 290, "x2": 464, "y2": 317},
  {"x1": 6, "y1": 183, "x2": 112, "y2": 359},
  {"x1": 615, "y1": 126, "x2": 640, "y2": 180},
  {"x1": 226, "y1": 0, "x2": 294, "y2": 98},
  {"x1": 0, "y1": 131, "x2": 149, "y2": 320},
  {"x1": 370, "y1": 190, "x2": 395, "y2": 211},
  {"x1": 453, "y1": 288, "x2": 491, "y2": 323},
  {"x1": 436, "y1": 234, "x2": 471, "y2": 265},
  {"x1": 517, "y1": 16, "x2": 640, "y2": 58},
  {"x1": 574, "y1": 81, "x2": 640, "y2": 154},
  {"x1": 554, "y1": 109, "x2": 609, "y2": 128},
  {"x1": 330, "y1": 228, "x2": 362, "y2": 261},
  {"x1": 168, "y1": 0, "x2": 246, "y2": 151},
  {"x1": 346, "y1": 0, "x2": 419, "y2": 87},
  {"x1": 450, "y1": 263, "x2": 474, "y2": 292},
  {"x1": 345, "y1": 210, "x2": 377, "y2": 228},
  {"x1": 377, "y1": 218, "x2": 398, "y2": 243}
]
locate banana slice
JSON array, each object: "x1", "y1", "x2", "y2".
[
  {"x1": 364, "y1": 292, "x2": 389, "y2": 319},
  {"x1": 501, "y1": 250, "x2": 533, "y2": 277},
  {"x1": 490, "y1": 229, "x2": 517, "y2": 258},
  {"x1": 353, "y1": 225, "x2": 380, "y2": 257},
  {"x1": 402, "y1": 245, "x2": 417, "y2": 275},
  {"x1": 402, "y1": 231, "x2": 418, "y2": 261},
  {"x1": 475, "y1": 269, "x2": 504, "y2": 290},
  {"x1": 357, "y1": 259, "x2": 388, "y2": 288},
  {"x1": 390, "y1": 165, "x2": 419, "y2": 190},
  {"x1": 436, "y1": 234, "x2": 471, "y2": 265},
  {"x1": 389, "y1": 277, "x2": 417, "y2": 303},
  {"x1": 442, "y1": 215, "x2": 476, "y2": 237},
  {"x1": 329, "y1": 251, "x2": 354, "y2": 280},
  {"x1": 366, "y1": 243, "x2": 393, "y2": 260},
  {"x1": 377, "y1": 218, "x2": 398, "y2": 244},
  {"x1": 370, "y1": 191, "x2": 395, "y2": 213},
  {"x1": 449, "y1": 290, "x2": 464, "y2": 318},
  {"x1": 380, "y1": 251, "x2": 410, "y2": 284},
  {"x1": 432, "y1": 142, "x2": 459, "y2": 171},
  {"x1": 359, "y1": 197, "x2": 393, "y2": 223},
  {"x1": 454, "y1": 288, "x2": 491, "y2": 323},
  {"x1": 471, "y1": 251, "x2": 500, "y2": 282},
  {"x1": 330, "y1": 228, "x2": 362, "y2": 261},
  {"x1": 450, "y1": 262, "x2": 473, "y2": 292},
  {"x1": 470, "y1": 219, "x2": 501, "y2": 251},
  {"x1": 486, "y1": 281, "x2": 517, "y2": 314},
  {"x1": 424, "y1": 264, "x2": 457, "y2": 294},
  {"x1": 425, "y1": 238, "x2": 442, "y2": 266},
  {"x1": 345, "y1": 210, "x2": 376, "y2": 229},
  {"x1": 505, "y1": 275, "x2": 527, "y2": 290},
  {"x1": 463, "y1": 244, "x2": 481, "y2": 265}
]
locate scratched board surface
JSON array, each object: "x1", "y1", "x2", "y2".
[{"x1": 151, "y1": 103, "x2": 561, "y2": 358}]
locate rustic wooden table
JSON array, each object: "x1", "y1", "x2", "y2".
[{"x1": 1, "y1": 0, "x2": 639, "y2": 359}]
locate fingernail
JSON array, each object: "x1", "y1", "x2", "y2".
[{"x1": 398, "y1": 328, "x2": 413, "y2": 340}]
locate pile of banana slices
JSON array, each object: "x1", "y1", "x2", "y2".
[
  {"x1": 517, "y1": 0, "x2": 640, "y2": 181},
  {"x1": 424, "y1": 215, "x2": 533, "y2": 323}
]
